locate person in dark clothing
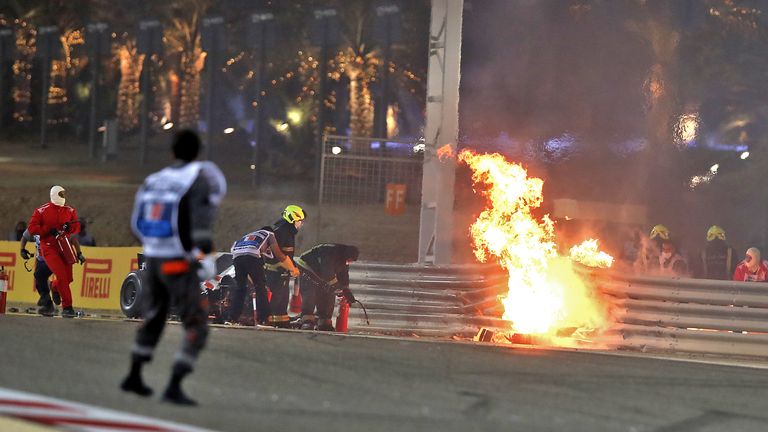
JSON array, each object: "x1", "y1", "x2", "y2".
[
  {"x1": 20, "y1": 229, "x2": 54, "y2": 315},
  {"x1": 121, "y1": 129, "x2": 227, "y2": 406},
  {"x1": 228, "y1": 229, "x2": 299, "y2": 325},
  {"x1": 263, "y1": 205, "x2": 305, "y2": 328},
  {"x1": 295, "y1": 243, "x2": 359, "y2": 331},
  {"x1": 699, "y1": 225, "x2": 735, "y2": 280},
  {"x1": 10, "y1": 221, "x2": 26, "y2": 241},
  {"x1": 73, "y1": 219, "x2": 96, "y2": 246}
]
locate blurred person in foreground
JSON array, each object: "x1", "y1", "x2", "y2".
[
  {"x1": 732, "y1": 247, "x2": 768, "y2": 282},
  {"x1": 295, "y1": 243, "x2": 359, "y2": 331},
  {"x1": 121, "y1": 130, "x2": 226, "y2": 406},
  {"x1": 699, "y1": 225, "x2": 735, "y2": 280},
  {"x1": 657, "y1": 239, "x2": 689, "y2": 277},
  {"x1": 27, "y1": 186, "x2": 81, "y2": 318}
]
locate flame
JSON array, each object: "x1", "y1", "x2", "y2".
[
  {"x1": 437, "y1": 144, "x2": 455, "y2": 160},
  {"x1": 570, "y1": 239, "x2": 614, "y2": 268},
  {"x1": 458, "y1": 150, "x2": 610, "y2": 341}
]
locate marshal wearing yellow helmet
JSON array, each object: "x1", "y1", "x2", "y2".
[
  {"x1": 262, "y1": 205, "x2": 306, "y2": 327},
  {"x1": 649, "y1": 224, "x2": 670, "y2": 241},
  {"x1": 700, "y1": 225, "x2": 734, "y2": 280}
]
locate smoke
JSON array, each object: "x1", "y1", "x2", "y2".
[{"x1": 457, "y1": 0, "x2": 768, "y2": 262}]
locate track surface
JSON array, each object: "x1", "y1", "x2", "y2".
[{"x1": 2, "y1": 314, "x2": 768, "y2": 432}]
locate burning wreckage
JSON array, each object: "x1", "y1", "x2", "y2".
[{"x1": 454, "y1": 149, "x2": 615, "y2": 348}]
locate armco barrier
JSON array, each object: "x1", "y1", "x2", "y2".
[
  {"x1": 596, "y1": 273, "x2": 768, "y2": 358},
  {"x1": 0, "y1": 241, "x2": 140, "y2": 311},
  {"x1": 346, "y1": 262, "x2": 768, "y2": 359}
]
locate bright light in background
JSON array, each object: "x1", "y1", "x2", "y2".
[
  {"x1": 223, "y1": 127, "x2": 235, "y2": 134},
  {"x1": 250, "y1": 164, "x2": 256, "y2": 170},
  {"x1": 287, "y1": 109, "x2": 302, "y2": 125},
  {"x1": 412, "y1": 143, "x2": 425, "y2": 153},
  {"x1": 163, "y1": 122, "x2": 174, "y2": 130},
  {"x1": 674, "y1": 113, "x2": 700, "y2": 149},
  {"x1": 741, "y1": 151, "x2": 750, "y2": 160},
  {"x1": 690, "y1": 163, "x2": 720, "y2": 189},
  {"x1": 331, "y1": 146, "x2": 342, "y2": 155},
  {"x1": 277, "y1": 123, "x2": 289, "y2": 132}
]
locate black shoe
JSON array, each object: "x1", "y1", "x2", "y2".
[
  {"x1": 162, "y1": 386, "x2": 197, "y2": 406},
  {"x1": 121, "y1": 375, "x2": 153, "y2": 397},
  {"x1": 317, "y1": 323, "x2": 335, "y2": 332},
  {"x1": 61, "y1": 307, "x2": 76, "y2": 318},
  {"x1": 38, "y1": 303, "x2": 54, "y2": 317},
  {"x1": 52, "y1": 291, "x2": 61, "y2": 306},
  {"x1": 36, "y1": 295, "x2": 51, "y2": 307}
]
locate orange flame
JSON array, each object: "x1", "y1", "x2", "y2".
[
  {"x1": 570, "y1": 239, "x2": 614, "y2": 269},
  {"x1": 458, "y1": 150, "x2": 610, "y2": 342},
  {"x1": 437, "y1": 144, "x2": 455, "y2": 160}
]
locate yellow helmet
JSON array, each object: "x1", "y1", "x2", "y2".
[
  {"x1": 706, "y1": 225, "x2": 726, "y2": 241},
  {"x1": 282, "y1": 205, "x2": 306, "y2": 223},
  {"x1": 649, "y1": 224, "x2": 670, "y2": 240}
]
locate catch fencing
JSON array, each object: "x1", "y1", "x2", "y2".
[{"x1": 315, "y1": 135, "x2": 424, "y2": 262}]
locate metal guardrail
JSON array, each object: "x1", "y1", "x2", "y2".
[{"x1": 346, "y1": 262, "x2": 768, "y2": 358}]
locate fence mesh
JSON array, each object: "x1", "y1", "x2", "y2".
[
  {"x1": 319, "y1": 135, "x2": 424, "y2": 206},
  {"x1": 315, "y1": 135, "x2": 424, "y2": 262}
]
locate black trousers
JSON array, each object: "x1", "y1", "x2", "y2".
[
  {"x1": 34, "y1": 259, "x2": 53, "y2": 303},
  {"x1": 299, "y1": 272, "x2": 335, "y2": 321},
  {"x1": 266, "y1": 269, "x2": 291, "y2": 324},
  {"x1": 133, "y1": 257, "x2": 209, "y2": 370},
  {"x1": 230, "y1": 255, "x2": 268, "y2": 324}
]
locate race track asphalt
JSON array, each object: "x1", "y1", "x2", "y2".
[{"x1": 1, "y1": 314, "x2": 767, "y2": 432}]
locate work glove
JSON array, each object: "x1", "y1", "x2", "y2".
[
  {"x1": 20, "y1": 249, "x2": 33, "y2": 260},
  {"x1": 339, "y1": 287, "x2": 356, "y2": 304},
  {"x1": 77, "y1": 252, "x2": 86, "y2": 265},
  {"x1": 61, "y1": 222, "x2": 70, "y2": 232},
  {"x1": 197, "y1": 254, "x2": 217, "y2": 281},
  {"x1": 48, "y1": 228, "x2": 59, "y2": 237},
  {"x1": 290, "y1": 266, "x2": 300, "y2": 278}
]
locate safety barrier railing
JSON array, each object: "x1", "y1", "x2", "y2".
[{"x1": 346, "y1": 262, "x2": 768, "y2": 358}]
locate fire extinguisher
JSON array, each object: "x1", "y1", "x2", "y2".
[
  {"x1": 0, "y1": 266, "x2": 9, "y2": 314},
  {"x1": 335, "y1": 297, "x2": 350, "y2": 333},
  {"x1": 289, "y1": 277, "x2": 302, "y2": 314}
]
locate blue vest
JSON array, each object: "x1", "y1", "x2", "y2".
[
  {"x1": 131, "y1": 162, "x2": 224, "y2": 258},
  {"x1": 231, "y1": 230, "x2": 275, "y2": 259}
]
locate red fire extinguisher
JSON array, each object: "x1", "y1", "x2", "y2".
[
  {"x1": 335, "y1": 297, "x2": 350, "y2": 333},
  {"x1": 289, "y1": 278, "x2": 302, "y2": 314},
  {"x1": 56, "y1": 233, "x2": 77, "y2": 265},
  {"x1": 0, "y1": 266, "x2": 9, "y2": 314}
]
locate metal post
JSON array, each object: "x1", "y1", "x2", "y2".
[
  {"x1": 417, "y1": 0, "x2": 464, "y2": 264},
  {"x1": 316, "y1": 133, "x2": 328, "y2": 244},
  {"x1": 88, "y1": 55, "x2": 99, "y2": 158},
  {"x1": 316, "y1": 21, "x2": 329, "y2": 197},
  {"x1": 87, "y1": 22, "x2": 108, "y2": 160},
  {"x1": 139, "y1": 54, "x2": 150, "y2": 164},
  {"x1": 205, "y1": 49, "x2": 215, "y2": 160},
  {"x1": 39, "y1": 57, "x2": 50, "y2": 149},
  {"x1": 252, "y1": 31, "x2": 265, "y2": 187}
]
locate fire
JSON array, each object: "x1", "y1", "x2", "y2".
[
  {"x1": 570, "y1": 239, "x2": 614, "y2": 268},
  {"x1": 437, "y1": 144, "x2": 455, "y2": 160},
  {"x1": 458, "y1": 150, "x2": 610, "y2": 341}
]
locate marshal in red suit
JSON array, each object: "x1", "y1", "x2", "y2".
[{"x1": 27, "y1": 186, "x2": 81, "y2": 317}]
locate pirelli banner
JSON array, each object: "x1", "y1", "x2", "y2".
[{"x1": 0, "y1": 241, "x2": 141, "y2": 311}]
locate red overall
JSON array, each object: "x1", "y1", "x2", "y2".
[{"x1": 27, "y1": 203, "x2": 80, "y2": 308}]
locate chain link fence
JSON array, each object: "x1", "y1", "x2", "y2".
[{"x1": 314, "y1": 134, "x2": 424, "y2": 262}]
